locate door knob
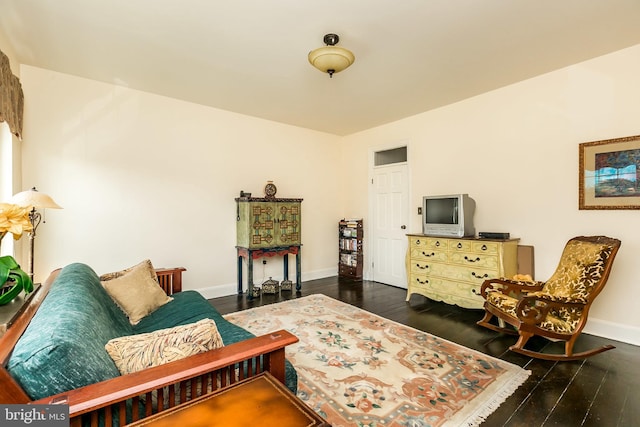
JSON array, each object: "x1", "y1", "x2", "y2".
[{"x1": 401, "y1": 225, "x2": 406, "y2": 229}]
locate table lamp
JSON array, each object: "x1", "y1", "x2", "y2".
[{"x1": 10, "y1": 187, "x2": 62, "y2": 280}]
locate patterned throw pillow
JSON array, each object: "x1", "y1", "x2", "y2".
[
  {"x1": 101, "y1": 259, "x2": 173, "y2": 325},
  {"x1": 105, "y1": 319, "x2": 224, "y2": 375}
]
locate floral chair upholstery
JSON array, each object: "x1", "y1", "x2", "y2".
[{"x1": 477, "y1": 236, "x2": 621, "y2": 361}]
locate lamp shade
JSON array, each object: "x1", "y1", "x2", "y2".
[
  {"x1": 308, "y1": 33, "x2": 355, "y2": 77},
  {"x1": 11, "y1": 187, "x2": 62, "y2": 210},
  {"x1": 308, "y1": 46, "x2": 355, "y2": 75}
]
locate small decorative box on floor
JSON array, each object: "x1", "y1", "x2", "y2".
[
  {"x1": 262, "y1": 277, "x2": 280, "y2": 294},
  {"x1": 251, "y1": 286, "x2": 262, "y2": 298}
]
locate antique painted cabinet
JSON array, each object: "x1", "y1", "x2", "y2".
[{"x1": 235, "y1": 196, "x2": 303, "y2": 297}]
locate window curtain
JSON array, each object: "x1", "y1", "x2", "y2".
[{"x1": 0, "y1": 50, "x2": 24, "y2": 140}]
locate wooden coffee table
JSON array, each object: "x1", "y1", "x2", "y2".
[{"x1": 128, "y1": 372, "x2": 329, "y2": 427}]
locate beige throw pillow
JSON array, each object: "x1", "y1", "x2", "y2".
[
  {"x1": 105, "y1": 319, "x2": 224, "y2": 375},
  {"x1": 101, "y1": 259, "x2": 172, "y2": 325}
]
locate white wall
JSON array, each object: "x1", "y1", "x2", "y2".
[
  {"x1": 341, "y1": 44, "x2": 640, "y2": 345},
  {"x1": 18, "y1": 66, "x2": 343, "y2": 297}
]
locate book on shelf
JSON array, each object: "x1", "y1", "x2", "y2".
[
  {"x1": 342, "y1": 228, "x2": 360, "y2": 237},
  {"x1": 339, "y1": 253, "x2": 358, "y2": 267},
  {"x1": 340, "y1": 218, "x2": 362, "y2": 227},
  {"x1": 340, "y1": 238, "x2": 359, "y2": 251}
]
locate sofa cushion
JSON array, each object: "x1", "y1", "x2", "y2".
[
  {"x1": 7, "y1": 263, "x2": 133, "y2": 400},
  {"x1": 133, "y1": 291, "x2": 254, "y2": 345},
  {"x1": 101, "y1": 259, "x2": 172, "y2": 325},
  {"x1": 105, "y1": 319, "x2": 224, "y2": 375},
  {"x1": 133, "y1": 290, "x2": 298, "y2": 393}
]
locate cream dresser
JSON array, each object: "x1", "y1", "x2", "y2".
[{"x1": 406, "y1": 234, "x2": 519, "y2": 309}]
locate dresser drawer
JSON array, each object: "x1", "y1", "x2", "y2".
[
  {"x1": 410, "y1": 262, "x2": 458, "y2": 277},
  {"x1": 449, "y1": 252, "x2": 498, "y2": 269},
  {"x1": 409, "y1": 247, "x2": 447, "y2": 262},
  {"x1": 415, "y1": 287, "x2": 483, "y2": 309},
  {"x1": 409, "y1": 261, "x2": 433, "y2": 275},
  {"x1": 439, "y1": 264, "x2": 495, "y2": 284},
  {"x1": 410, "y1": 236, "x2": 449, "y2": 250},
  {"x1": 470, "y1": 240, "x2": 499, "y2": 254},
  {"x1": 408, "y1": 236, "x2": 425, "y2": 248},
  {"x1": 424, "y1": 237, "x2": 450, "y2": 250},
  {"x1": 448, "y1": 240, "x2": 499, "y2": 254},
  {"x1": 448, "y1": 239, "x2": 473, "y2": 252},
  {"x1": 428, "y1": 279, "x2": 483, "y2": 299},
  {"x1": 408, "y1": 274, "x2": 452, "y2": 290},
  {"x1": 409, "y1": 273, "x2": 431, "y2": 288}
]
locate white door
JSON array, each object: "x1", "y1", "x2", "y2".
[{"x1": 372, "y1": 163, "x2": 409, "y2": 288}]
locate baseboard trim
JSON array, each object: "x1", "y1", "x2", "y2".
[
  {"x1": 194, "y1": 267, "x2": 338, "y2": 300},
  {"x1": 303, "y1": 267, "x2": 337, "y2": 281},
  {"x1": 583, "y1": 317, "x2": 640, "y2": 346},
  {"x1": 196, "y1": 283, "x2": 238, "y2": 299}
]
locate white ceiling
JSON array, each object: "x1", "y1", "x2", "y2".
[{"x1": 1, "y1": 0, "x2": 640, "y2": 136}]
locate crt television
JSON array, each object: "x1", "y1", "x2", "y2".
[{"x1": 422, "y1": 194, "x2": 476, "y2": 237}]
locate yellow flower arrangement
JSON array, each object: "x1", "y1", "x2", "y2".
[{"x1": 0, "y1": 203, "x2": 33, "y2": 242}]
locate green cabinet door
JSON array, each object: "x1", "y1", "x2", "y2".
[{"x1": 236, "y1": 198, "x2": 302, "y2": 249}]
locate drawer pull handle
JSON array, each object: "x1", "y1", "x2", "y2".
[
  {"x1": 416, "y1": 263, "x2": 429, "y2": 270},
  {"x1": 422, "y1": 251, "x2": 435, "y2": 257},
  {"x1": 416, "y1": 278, "x2": 429, "y2": 284},
  {"x1": 435, "y1": 241, "x2": 440, "y2": 247},
  {"x1": 464, "y1": 256, "x2": 481, "y2": 263},
  {"x1": 481, "y1": 244, "x2": 487, "y2": 251},
  {"x1": 457, "y1": 243, "x2": 463, "y2": 249},
  {"x1": 416, "y1": 239, "x2": 421, "y2": 244},
  {"x1": 471, "y1": 272, "x2": 489, "y2": 279}
]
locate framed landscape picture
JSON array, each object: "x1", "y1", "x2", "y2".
[{"x1": 579, "y1": 135, "x2": 640, "y2": 210}]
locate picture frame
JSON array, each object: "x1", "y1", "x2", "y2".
[{"x1": 579, "y1": 135, "x2": 640, "y2": 210}]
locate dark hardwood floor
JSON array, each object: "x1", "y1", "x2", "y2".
[{"x1": 209, "y1": 277, "x2": 639, "y2": 427}]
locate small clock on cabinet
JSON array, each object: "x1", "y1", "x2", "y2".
[{"x1": 264, "y1": 180, "x2": 277, "y2": 198}]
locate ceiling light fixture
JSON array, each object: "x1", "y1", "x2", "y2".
[{"x1": 308, "y1": 33, "x2": 355, "y2": 78}]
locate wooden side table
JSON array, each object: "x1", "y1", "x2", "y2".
[
  {"x1": 0, "y1": 284, "x2": 41, "y2": 337},
  {"x1": 128, "y1": 372, "x2": 328, "y2": 427}
]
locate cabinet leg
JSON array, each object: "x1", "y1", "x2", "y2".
[
  {"x1": 237, "y1": 255, "x2": 243, "y2": 295},
  {"x1": 247, "y1": 256, "x2": 254, "y2": 300},
  {"x1": 283, "y1": 255, "x2": 289, "y2": 281},
  {"x1": 296, "y1": 251, "x2": 302, "y2": 291}
]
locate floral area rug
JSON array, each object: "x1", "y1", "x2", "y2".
[{"x1": 223, "y1": 294, "x2": 530, "y2": 427}]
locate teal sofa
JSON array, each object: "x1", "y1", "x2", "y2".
[{"x1": 1, "y1": 263, "x2": 298, "y2": 425}]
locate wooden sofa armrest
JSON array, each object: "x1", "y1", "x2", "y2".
[
  {"x1": 34, "y1": 330, "x2": 298, "y2": 427},
  {"x1": 154, "y1": 267, "x2": 186, "y2": 294},
  {"x1": 0, "y1": 269, "x2": 58, "y2": 404}
]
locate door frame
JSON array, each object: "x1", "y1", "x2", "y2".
[{"x1": 366, "y1": 141, "x2": 412, "y2": 282}]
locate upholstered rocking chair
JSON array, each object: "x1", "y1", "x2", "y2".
[{"x1": 477, "y1": 236, "x2": 621, "y2": 361}]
